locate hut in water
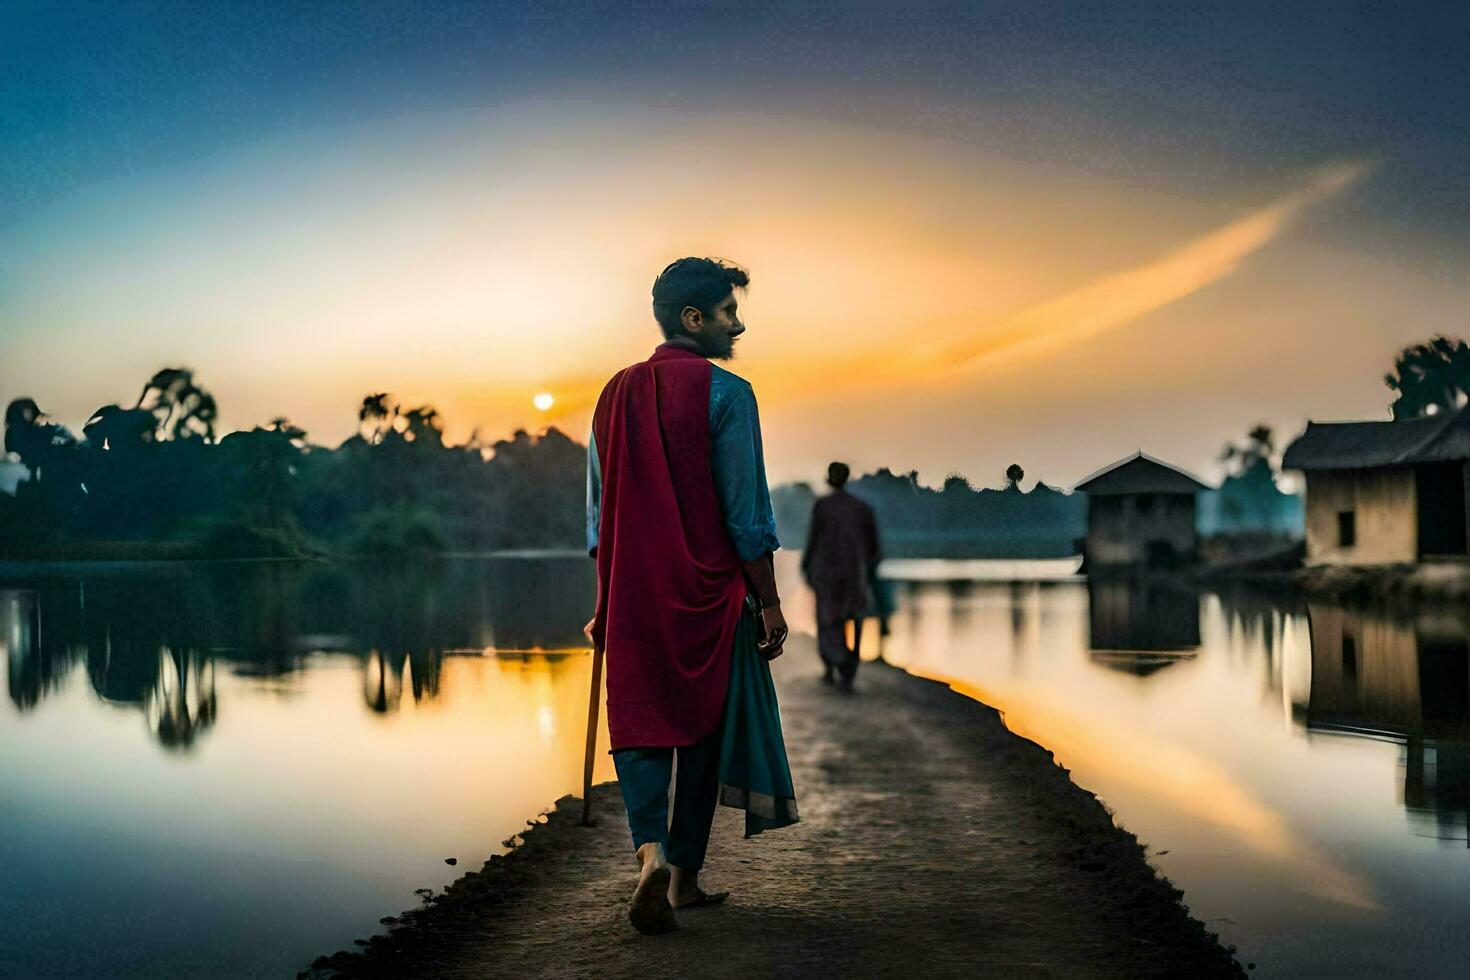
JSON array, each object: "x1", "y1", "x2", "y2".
[
  {"x1": 1073, "y1": 452, "x2": 1211, "y2": 567},
  {"x1": 1282, "y1": 407, "x2": 1470, "y2": 565}
]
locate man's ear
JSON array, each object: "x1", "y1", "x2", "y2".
[{"x1": 681, "y1": 306, "x2": 703, "y2": 333}]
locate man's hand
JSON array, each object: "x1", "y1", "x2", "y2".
[
  {"x1": 583, "y1": 617, "x2": 596, "y2": 644},
  {"x1": 757, "y1": 604, "x2": 787, "y2": 660},
  {"x1": 740, "y1": 552, "x2": 784, "y2": 661}
]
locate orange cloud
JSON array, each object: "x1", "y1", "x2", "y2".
[
  {"x1": 720, "y1": 161, "x2": 1372, "y2": 407},
  {"x1": 925, "y1": 161, "x2": 1372, "y2": 373}
]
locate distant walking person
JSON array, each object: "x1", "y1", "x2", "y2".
[
  {"x1": 585, "y1": 257, "x2": 797, "y2": 936},
  {"x1": 801, "y1": 462, "x2": 880, "y2": 688}
]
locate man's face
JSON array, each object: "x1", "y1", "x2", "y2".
[{"x1": 683, "y1": 291, "x2": 745, "y2": 360}]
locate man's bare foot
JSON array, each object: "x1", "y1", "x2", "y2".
[
  {"x1": 669, "y1": 865, "x2": 730, "y2": 909},
  {"x1": 629, "y1": 843, "x2": 677, "y2": 935}
]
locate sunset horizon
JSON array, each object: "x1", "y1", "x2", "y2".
[{"x1": 7, "y1": 5, "x2": 1468, "y2": 490}]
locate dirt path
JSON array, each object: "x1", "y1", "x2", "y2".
[{"x1": 305, "y1": 636, "x2": 1242, "y2": 978}]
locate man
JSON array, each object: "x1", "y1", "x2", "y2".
[
  {"x1": 801, "y1": 461, "x2": 879, "y2": 688},
  {"x1": 585, "y1": 257, "x2": 788, "y2": 935}
]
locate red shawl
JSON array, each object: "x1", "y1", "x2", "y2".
[{"x1": 590, "y1": 345, "x2": 750, "y2": 749}]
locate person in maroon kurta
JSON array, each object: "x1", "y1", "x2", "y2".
[
  {"x1": 802, "y1": 461, "x2": 880, "y2": 687},
  {"x1": 584, "y1": 257, "x2": 787, "y2": 935}
]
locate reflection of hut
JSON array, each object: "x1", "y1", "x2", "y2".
[
  {"x1": 1305, "y1": 605, "x2": 1422, "y2": 735},
  {"x1": 1074, "y1": 452, "x2": 1210, "y2": 567},
  {"x1": 1406, "y1": 738, "x2": 1470, "y2": 841},
  {"x1": 1306, "y1": 604, "x2": 1470, "y2": 839},
  {"x1": 1282, "y1": 409, "x2": 1470, "y2": 565},
  {"x1": 1087, "y1": 578, "x2": 1200, "y2": 675}
]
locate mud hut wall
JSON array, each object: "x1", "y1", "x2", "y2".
[
  {"x1": 1085, "y1": 492, "x2": 1196, "y2": 565},
  {"x1": 1303, "y1": 468, "x2": 1416, "y2": 565}
]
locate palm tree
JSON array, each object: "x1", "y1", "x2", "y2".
[
  {"x1": 358, "y1": 393, "x2": 396, "y2": 445},
  {"x1": 133, "y1": 367, "x2": 218, "y2": 441},
  {"x1": 401, "y1": 406, "x2": 444, "y2": 447}
]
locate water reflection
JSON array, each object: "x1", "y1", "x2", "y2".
[
  {"x1": 2, "y1": 590, "x2": 47, "y2": 709},
  {"x1": 1087, "y1": 576, "x2": 1199, "y2": 675},
  {"x1": 872, "y1": 565, "x2": 1470, "y2": 977},
  {"x1": 10, "y1": 556, "x2": 1470, "y2": 977},
  {"x1": 1, "y1": 558, "x2": 596, "y2": 747},
  {"x1": 1305, "y1": 604, "x2": 1470, "y2": 844},
  {"x1": 147, "y1": 648, "x2": 218, "y2": 748},
  {"x1": 0, "y1": 556, "x2": 606, "y2": 979},
  {"x1": 362, "y1": 649, "x2": 442, "y2": 712}
]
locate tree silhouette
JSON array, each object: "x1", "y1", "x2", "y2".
[
  {"x1": 1219, "y1": 424, "x2": 1275, "y2": 477},
  {"x1": 1385, "y1": 336, "x2": 1470, "y2": 420},
  {"x1": 1005, "y1": 463, "x2": 1024, "y2": 490},
  {"x1": 358, "y1": 393, "x2": 396, "y2": 445},
  {"x1": 217, "y1": 418, "x2": 307, "y2": 529},
  {"x1": 1211, "y1": 423, "x2": 1300, "y2": 529},
  {"x1": 4, "y1": 369, "x2": 593, "y2": 558},
  {"x1": 3, "y1": 398, "x2": 88, "y2": 532},
  {"x1": 400, "y1": 406, "x2": 444, "y2": 447},
  {"x1": 773, "y1": 464, "x2": 1087, "y2": 559},
  {"x1": 4, "y1": 398, "x2": 78, "y2": 481},
  {"x1": 83, "y1": 404, "x2": 156, "y2": 453},
  {"x1": 135, "y1": 367, "x2": 218, "y2": 441}
]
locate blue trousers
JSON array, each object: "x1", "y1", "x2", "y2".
[{"x1": 613, "y1": 726, "x2": 722, "y2": 871}]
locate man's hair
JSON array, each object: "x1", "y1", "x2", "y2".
[
  {"x1": 827, "y1": 461, "x2": 850, "y2": 488},
  {"x1": 651, "y1": 257, "x2": 750, "y2": 339}
]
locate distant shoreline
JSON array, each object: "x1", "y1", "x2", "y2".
[
  {"x1": 0, "y1": 548, "x2": 591, "y2": 572},
  {"x1": 1209, "y1": 561, "x2": 1470, "y2": 607},
  {"x1": 10, "y1": 548, "x2": 1466, "y2": 613}
]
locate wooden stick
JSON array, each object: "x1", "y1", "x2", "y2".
[{"x1": 580, "y1": 639, "x2": 605, "y2": 826}]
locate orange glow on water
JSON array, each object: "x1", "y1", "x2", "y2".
[{"x1": 932, "y1": 671, "x2": 1379, "y2": 911}]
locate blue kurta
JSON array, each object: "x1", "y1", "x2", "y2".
[{"x1": 587, "y1": 363, "x2": 781, "y2": 562}]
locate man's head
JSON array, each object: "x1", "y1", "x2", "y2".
[
  {"x1": 651, "y1": 257, "x2": 749, "y2": 360},
  {"x1": 827, "y1": 461, "x2": 850, "y2": 489}
]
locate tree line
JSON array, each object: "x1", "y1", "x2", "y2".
[
  {"x1": 2, "y1": 337, "x2": 1461, "y2": 560},
  {"x1": 1, "y1": 368, "x2": 584, "y2": 558}
]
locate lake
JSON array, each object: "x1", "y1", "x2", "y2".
[
  {"x1": 875, "y1": 562, "x2": 1469, "y2": 978},
  {"x1": 0, "y1": 557, "x2": 614, "y2": 978},
  {"x1": 2, "y1": 555, "x2": 1466, "y2": 977}
]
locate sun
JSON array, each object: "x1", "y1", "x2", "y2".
[{"x1": 533, "y1": 392, "x2": 555, "y2": 412}]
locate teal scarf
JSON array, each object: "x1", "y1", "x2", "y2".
[{"x1": 718, "y1": 598, "x2": 799, "y2": 837}]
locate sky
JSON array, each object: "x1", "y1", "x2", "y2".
[{"x1": 3, "y1": 1, "x2": 1469, "y2": 489}]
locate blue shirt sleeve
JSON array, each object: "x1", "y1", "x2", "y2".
[
  {"x1": 586, "y1": 428, "x2": 601, "y2": 557},
  {"x1": 709, "y1": 369, "x2": 781, "y2": 562}
]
